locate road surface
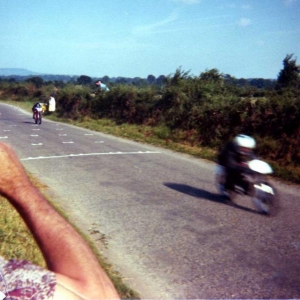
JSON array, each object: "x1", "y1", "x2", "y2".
[{"x1": 1, "y1": 102, "x2": 300, "y2": 298}]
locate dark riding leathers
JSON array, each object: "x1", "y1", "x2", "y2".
[
  {"x1": 217, "y1": 141, "x2": 256, "y2": 191},
  {"x1": 32, "y1": 103, "x2": 41, "y2": 111},
  {"x1": 32, "y1": 103, "x2": 42, "y2": 119}
]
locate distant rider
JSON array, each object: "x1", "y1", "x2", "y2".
[
  {"x1": 217, "y1": 134, "x2": 257, "y2": 198},
  {"x1": 32, "y1": 102, "x2": 43, "y2": 119},
  {"x1": 95, "y1": 80, "x2": 110, "y2": 92}
]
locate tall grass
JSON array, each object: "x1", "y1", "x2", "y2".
[{"x1": 0, "y1": 198, "x2": 45, "y2": 266}]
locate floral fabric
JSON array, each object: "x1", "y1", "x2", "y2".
[{"x1": 0, "y1": 256, "x2": 55, "y2": 300}]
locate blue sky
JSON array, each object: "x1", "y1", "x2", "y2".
[{"x1": 1, "y1": 0, "x2": 299, "y2": 79}]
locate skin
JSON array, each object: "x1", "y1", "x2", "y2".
[{"x1": 0, "y1": 143, "x2": 120, "y2": 299}]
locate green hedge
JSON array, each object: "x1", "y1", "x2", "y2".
[{"x1": 1, "y1": 71, "x2": 300, "y2": 167}]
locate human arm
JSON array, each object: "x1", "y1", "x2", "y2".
[{"x1": 0, "y1": 143, "x2": 120, "y2": 299}]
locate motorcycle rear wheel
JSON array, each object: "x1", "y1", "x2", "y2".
[{"x1": 34, "y1": 114, "x2": 42, "y2": 124}]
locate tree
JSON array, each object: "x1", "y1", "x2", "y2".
[
  {"x1": 77, "y1": 75, "x2": 92, "y2": 85},
  {"x1": 132, "y1": 77, "x2": 143, "y2": 86},
  {"x1": 156, "y1": 75, "x2": 166, "y2": 86},
  {"x1": 276, "y1": 54, "x2": 300, "y2": 90},
  {"x1": 101, "y1": 76, "x2": 110, "y2": 84},
  {"x1": 166, "y1": 68, "x2": 190, "y2": 86},
  {"x1": 147, "y1": 74, "x2": 156, "y2": 85},
  {"x1": 199, "y1": 68, "x2": 224, "y2": 84},
  {"x1": 115, "y1": 77, "x2": 128, "y2": 84},
  {"x1": 26, "y1": 76, "x2": 44, "y2": 88}
]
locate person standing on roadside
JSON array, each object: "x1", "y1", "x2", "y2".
[{"x1": 48, "y1": 94, "x2": 56, "y2": 112}]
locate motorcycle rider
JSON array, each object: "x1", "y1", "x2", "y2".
[
  {"x1": 32, "y1": 102, "x2": 42, "y2": 119},
  {"x1": 217, "y1": 134, "x2": 257, "y2": 199}
]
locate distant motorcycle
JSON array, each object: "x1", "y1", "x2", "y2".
[
  {"x1": 33, "y1": 108, "x2": 42, "y2": 124},
  {"x1": 215, "y1": 159, "x2": 278, "y2": 215}
]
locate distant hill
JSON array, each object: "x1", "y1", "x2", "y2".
[{"x1": 0, "y1": 68, "x2": 42, "y2": 76}]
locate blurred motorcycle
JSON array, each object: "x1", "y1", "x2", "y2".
[
  {"x1": 215, "y1": 159, "x2": 278, "y2": 215},
  {"x1": 33, "y1": 108, "x2": 42, "y2": 124}
]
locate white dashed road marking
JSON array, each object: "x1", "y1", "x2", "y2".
[{"x1": 21, "y1": 151, "x2": 161, "y2": 161}]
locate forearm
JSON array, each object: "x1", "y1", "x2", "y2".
[
  {"x1": 0, "y1": 143, "x2": 119, "y2": 298},
  {"x1": 9, "y1": 185, "x2": 119, "y2": 297},
  {"x1": 11, "y1": 185, "x2": 90, "y2": 273}
]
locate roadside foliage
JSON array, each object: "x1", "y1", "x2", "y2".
[{"x1": 0, "y1": 54, "x2": 300, "y2": 182}]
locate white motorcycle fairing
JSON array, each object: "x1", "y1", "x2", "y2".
[{"x1": 248, "y1": 159, "x2": 273, "y2": 174}]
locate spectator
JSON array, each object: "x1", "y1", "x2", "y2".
[
  {"x1": 48, "y1": 95, "x2": 56, "y2": 112},
  {"x1": 0, "y1": 143, "x2": 120, "y2": 299},
  {"x1": 95, "y1": 80, "x2": 110, "y2": 92}
]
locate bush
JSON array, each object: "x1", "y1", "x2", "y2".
[{"x1": 1, "y1": 67, "x2": 300, "y2": 169}]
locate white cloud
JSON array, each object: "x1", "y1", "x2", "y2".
[
  {"x1": 132, "y1": 11, "x2": 179, "y2": 36},
  {"x1": 283, "y1": 0, "x2": 298, "y2": 7},
  {"x1": 237, "y1": 18, "x2": 252, "y2": 27},
  {"x1": 171, "y1": 0, "x2": 201, "y2": 4}
]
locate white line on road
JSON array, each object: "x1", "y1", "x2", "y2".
[
  {"x1": 62, "y1": 141, "x2": 74, "y2": 144},
  {"x1": 20, "y1": 151, "x2": 161, "y2": 161},
  {"x1": 0, "y1": 136, "x2": 8, "y2": 139},
  {"x1": 30, "y1": 135, "x2": 39, "y2": 137},
  {"x1": 31, "y1": 143, "x2": 43, "y2": 146}
]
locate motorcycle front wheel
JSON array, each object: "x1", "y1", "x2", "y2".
[{"x1": 252, "y1": 183, "x2": 278, "y2": 216}]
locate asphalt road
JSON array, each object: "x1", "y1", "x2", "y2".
[{"x1": 1, "y1": 102, "x2": 300, "y2": 299}]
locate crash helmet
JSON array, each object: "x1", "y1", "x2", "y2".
[{"x1": 233, "y1": 134, "x2": 256, "y2": 156}]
